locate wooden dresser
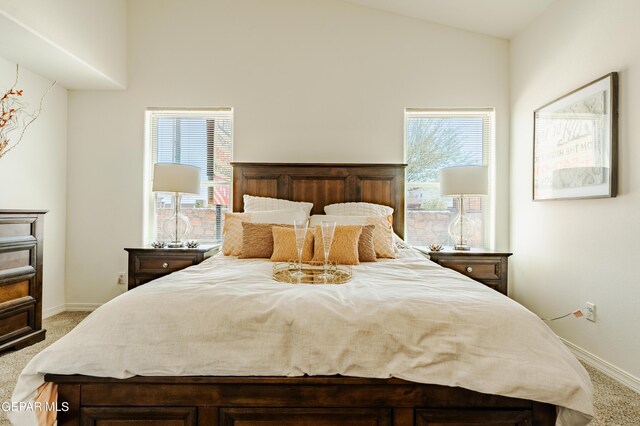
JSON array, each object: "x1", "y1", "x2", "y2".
[{"x1": 0, "y1": 210, "x2": 47, "y2": 352}]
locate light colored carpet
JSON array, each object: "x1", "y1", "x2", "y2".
[
  {"x1": 1, "y1": 311, "x2": 639, "y2": 425},
  {"x1": 0, "y1": 311, "x2": 90, "y2": 425},
  {"x1": 583, "y1": 362, "x2": 640, "y2": 425}
]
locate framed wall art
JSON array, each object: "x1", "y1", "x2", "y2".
[{"x1": 533, "y1": 72, "x2": 618, "y2": 200}]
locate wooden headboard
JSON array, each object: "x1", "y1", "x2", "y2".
[{"x1": 232, "y1": 163, "x2": 406, "y2": 239}]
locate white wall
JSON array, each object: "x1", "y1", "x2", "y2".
[
  {"x1": 511, "y1": 0, "x2": 640, "y2": 380},
  {"x1": 66, "y1": 0, "x2": 510, "y2": 304},
  {"x1": 0, "y1": 0, "x2": 127, "y2": 89},
  {"x1": 0, "y1": 57, "x2": 68, "y2": 316}
]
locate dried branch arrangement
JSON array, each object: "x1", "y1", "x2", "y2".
[{"x1": 0, "y1": 65, "x2": 56, "y2": 159}]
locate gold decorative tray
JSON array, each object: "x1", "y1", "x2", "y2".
[{"x1": 272, "y1": 261, "x2": 352, "y2": 285}]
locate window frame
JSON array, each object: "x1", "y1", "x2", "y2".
[
  {"x1": 143, "y1": 107, "x2": 234, "y2": 245},
  {"x1": 403, "y1": 108, "x2": 495, "y2": 249}
]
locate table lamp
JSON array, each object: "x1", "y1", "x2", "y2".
[
  {"x1": 440, "y1": 166, "x2": 488, "y2": 250},
  {"x1": 152, "y1": 163, "x2": 201, "y2": 248}
]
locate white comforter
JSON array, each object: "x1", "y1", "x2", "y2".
[{"x1": 11, "y1": 249, "x2": 593, "y2": 425}]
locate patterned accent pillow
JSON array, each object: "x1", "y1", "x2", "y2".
[
  {"x1": 324, "y1": 202, "x2": 393, "y2": 217},
  {"x1": 357, "y1": 224, "x2": 377, "y2": 263},
  {"x1": 309, "y1": 215, "x2": 394, "y2": 259},
  {"x1": 221, "y1": 212, "x2": 251, "y2": 256},
  {"x1": 239, "y1": 223, "x2": 292, "y2": 259},
  {"x1": 270, "y1": 226, "x2": 314, "y2": 262},
  {"x1": 243, "y1": 195, "x2": 313, "y2": 217},
  {"x1": 366, "y1": 216, "x2": 396, "y2": 259},
  {"x1": 311, "y1": 225, "x2": 362, "y2": 266},
  {"x1": 221, "y1": 210, "x2": 308, "y2": 256}
]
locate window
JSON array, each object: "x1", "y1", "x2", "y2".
[
  {"x1": 404, "y1": 109, "x2": 493, "y2": 248},
  {"x1": 146, "y1": 108, "x2": 233, "y2": 243}
]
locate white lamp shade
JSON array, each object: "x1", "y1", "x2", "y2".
[
  {"x1": 440, "y1": 166, "x2": 488, "y2": 196},
  {"x1": 152, "y1": 163, "x2": 201, "y2": 194}
]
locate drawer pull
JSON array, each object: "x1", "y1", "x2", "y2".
[
  {"x1": 466, "y1": 266, "x2": 473, "y2": 273},
  {"x1": 162, "y1": 262, "x2": 169, "y2": 269}
]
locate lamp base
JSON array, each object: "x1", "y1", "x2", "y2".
[
  {"x1": 448, "y1": 195, "x2": 476, "y2": 252},
  {"x1": 162, "y1": 193, "x2": 192, "y2": 248}
]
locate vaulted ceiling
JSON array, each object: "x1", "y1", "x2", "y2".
[
  {"x1": 340, "y1": 0, "x2": 557, "y2": 39},
  {"x1": 0, "y1": 0, "x2": 559, "y2": 90}
]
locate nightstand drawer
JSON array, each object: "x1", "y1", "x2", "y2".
[
  {"x1": 477, "y1": 279, "x2": 501, "y2": 292},
  {"x1": 125, "y1": 246, "x2": 216, "y2": 291},
  {"x1": 437, "y1": 258, "x2": 501, "y2": 281},
  {"x1": 426, "y1": 248, "x2": 511, "y2": 296},
  {"x1": 134, "y1": 255, "x2": 197, "y2": 274},
  {"x1": 132, "y1": 276, "x2": 161, "y2": 287}
]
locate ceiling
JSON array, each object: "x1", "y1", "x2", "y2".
[{"x1": 340, "y1": 0, "x2": 557, "y2": 39}]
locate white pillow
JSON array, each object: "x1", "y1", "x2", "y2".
[
  {"x1": 250, "y1": 209, "x2": 307, "y2": 225},
  {"x1": 309, "y1": 214, "x2": 368, "y2": 227},
  {"x1": 243, "y1": 195, "x2": 313, "y2": 217},
  {"x1": 324, "y1": 202, "x2": 393, "y2": 217},
  {"x1": 393, "y1": 233, "x2": 411, "y2": 250}
]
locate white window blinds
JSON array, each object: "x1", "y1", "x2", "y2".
[
  {"x1": 404, "y1": 109, "x2": 493, "y2": 247},
  {"x1": 148, "y1": 108, "x2": 233, "y2": 243}
]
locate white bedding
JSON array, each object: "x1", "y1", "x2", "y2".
[{"x1": 10, "y1": 249, "x2": 593, "y2": 425}]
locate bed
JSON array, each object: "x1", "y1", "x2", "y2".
[{"x1": 10, "y1": 163, "x2": 592, "y2": 426}]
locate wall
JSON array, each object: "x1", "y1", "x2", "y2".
[
  {"x1": 0, "y1": 0, "x2": 127, "y2": 89},
  {"x1": 66, "y1": 0, "x2": 510, "y2": 305},
  {"x1": 0, "y1": 57, "x2": 68, "y2": 316},
  {"x1": 511, "y1": 0, "x2": 640, "y2": 382}
]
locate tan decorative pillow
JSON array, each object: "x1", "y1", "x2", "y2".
[
  {"x1": 366, "y1": 216, "x2": 396, "y2": 258},
  {"x1": 311, "y1": 225, "x2": 362, "y2": 265},
  {"x1": 221, "y1": 212, "x2": 251, "y2": 256},
  {"x1": 358, "y1": 224, "x2": 377, "y2": 262},
  {"x1": 239, "y1": 223, "x2": 292, "y2": 259},
  {"x1": 270, "y1": 226, "x2": 314, "y2": 262}
]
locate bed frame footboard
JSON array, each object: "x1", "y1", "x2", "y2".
[{"x1": 47, "y1": 375, "x2": 556, "y2": 425}]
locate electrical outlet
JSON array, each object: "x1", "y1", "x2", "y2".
[
  {"x1": 117, "y1": 272, "x2": 126, "y2": 285},
  {"x1": 584, "y1": 302, "x2": 596, "y2": 322}
]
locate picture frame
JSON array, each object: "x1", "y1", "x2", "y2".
[{"x1": 533, "y1": 72, "x2": 618, "y2": 201}]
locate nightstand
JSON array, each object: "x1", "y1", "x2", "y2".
[
  {"x1": 124, "y1": 245, "x2": 217, "y2": 290},
  {"x1": 424, "y1": 247, "x2": 512, "y2": 296}
]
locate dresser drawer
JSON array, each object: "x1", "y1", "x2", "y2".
[
  {"x1": 0, "y1": 278, "x2": 32, "y2": 304},
  {"x1": 0, "y1": 245, "x2": 34, "y2": 270},
  {"x1": 133, "y1": 255, "x2": 198, "y2": 275},
  {"x1": 0, "y1": 301, "x2": 34, "y2": 344},
  {"x1": 0, "y1": 211, "x2": 46, "y2": 353},
  {"x1": 437, "y1": 258, "x2": 501, "y2": 280}
]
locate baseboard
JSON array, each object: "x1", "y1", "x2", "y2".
[
  {"x1": 43, "y1": 304, "x2": 66, "y2": 319},
  {"x1": 43, "y1": 303, "x2": 101, "y2": 319},
  {"x1": 561, "y1": 337, "x2": 640, "y2": 394},
  {"x1": 64, "y1": 303, "x2": 102, "y2": 312}
]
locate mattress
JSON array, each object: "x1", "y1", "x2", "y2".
[{"x1": 10, "y1": 248, "x2": 593, "y2": 425}]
